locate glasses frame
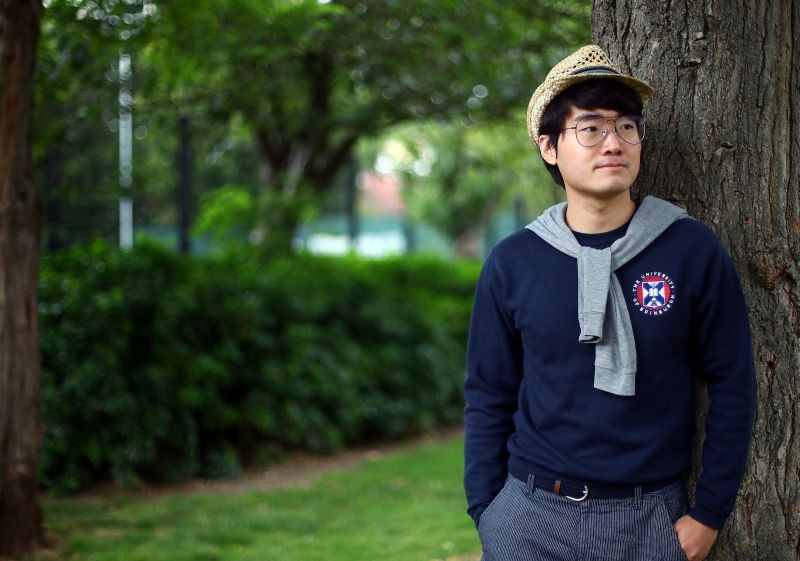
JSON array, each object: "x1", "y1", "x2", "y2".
[{"x1": 559, "y1": 115, "x2": 646, "y2": 148}]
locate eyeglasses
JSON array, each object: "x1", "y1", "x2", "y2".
[{"x1": 559, "y1": 115, "x2": 645, "y2": 147}]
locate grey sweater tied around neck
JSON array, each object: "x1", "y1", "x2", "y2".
[{"x1": 526, "y1": 196, "x2": 688, "y2": 396}]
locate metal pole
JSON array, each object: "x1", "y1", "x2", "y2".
[
  {"x1": 178, "y1": 116, "x2": 192, "y2": 254},
  {"x1": 119, "y1": 51, "x2": 133, "y2": 249},
  {"x1": 44, "y1": 147, "x2": 62, "y2": 251},
  {"x1": 344, "y1": 154, "x2": 358, "y2": 251}
]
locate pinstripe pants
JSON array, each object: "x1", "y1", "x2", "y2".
[{"x1": 478, "y1": 475, "x2": 688, "y2": 561}]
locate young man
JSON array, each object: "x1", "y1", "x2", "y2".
[{"x1": 463, "y1": 45, "x2": 756, "y2": 561}]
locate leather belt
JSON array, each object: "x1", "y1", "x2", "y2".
[{"x1": 521, "y1": 473, "x2": 680, "y2": 502}]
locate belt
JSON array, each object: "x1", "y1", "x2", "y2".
[{"x1": 516, "y1": 472, "x2": 680, "y2": 502}]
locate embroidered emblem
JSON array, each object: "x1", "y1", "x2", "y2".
[{"x1": 631, "y1": 272, "x2": 675, "y2": 316}]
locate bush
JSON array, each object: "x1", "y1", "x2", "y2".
[{"x1": 38, "y1": 242, "x2": 479, "y2": 493}]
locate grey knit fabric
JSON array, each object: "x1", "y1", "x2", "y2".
[{"x1": 526, "y1": 196, "x2": 688, "y2": 396}]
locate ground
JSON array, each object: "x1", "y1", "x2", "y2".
[{"x1": 127, "y1": 424, "x2": 467, "y2": 498}]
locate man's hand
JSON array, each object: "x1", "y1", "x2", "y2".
[{"x1": 673, "y1": 515, "x2": 719, "y2": 561}]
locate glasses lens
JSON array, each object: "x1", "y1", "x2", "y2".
[
  {"x1": 575, "y1": 117, "x2": 606, "y2": 147},
  {"x1": 616, "y1": 116, "x2": 644, "y2": 144}
]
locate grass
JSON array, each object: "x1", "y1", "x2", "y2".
[{"x1": 39, "y1": 434, "x2": 481, "y2": 561}]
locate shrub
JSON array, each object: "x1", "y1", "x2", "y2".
[{"x1": 38, "y1": 243, "x2": 479, "y2": 493}]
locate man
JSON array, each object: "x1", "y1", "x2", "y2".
[{"x1": 463, "y1": 45, "x2": 756, "y2": 561}]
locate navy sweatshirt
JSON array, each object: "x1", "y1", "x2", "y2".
[{"x1": 463, "y1": 216, "x2": 756, "y2": 530}]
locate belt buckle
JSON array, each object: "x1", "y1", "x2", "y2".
[{"x1": 566, "y1": 485, "x2": 589, "y2": 502}]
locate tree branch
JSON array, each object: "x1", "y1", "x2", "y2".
[{"x1": 310, "y1": 133, "x2": 359, "y2": 191}]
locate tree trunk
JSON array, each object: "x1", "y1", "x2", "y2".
[
  {"x1": 254, "y1": 123, "x2": 360, "y2": 255},
  {"x1": 453, "y1": 228, "x2": 481, "y2": 260},
  {"x1": 258, "y1": 197, "x2": 304, "y2": 255},
  {"x1": 254, "y1": 134, "x2": 309, "y2": 254},
  {"x1": 0, "y1": 1, "x2": 44, "y2": 558},
  {"x1": 592, "y1": 1, "x2": 799, "y2": 559}
]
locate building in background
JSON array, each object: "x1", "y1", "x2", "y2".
[{"x1": 295, "y1": 169, "x2": 452, "y2": 258}]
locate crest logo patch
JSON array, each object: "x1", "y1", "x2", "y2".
[{"x1": 632, "y1": 272, "x2": 675, "y2": 316}]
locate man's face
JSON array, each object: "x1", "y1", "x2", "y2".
[{"x1": 539, "y1": 106, "x2": 641, "y2": 200}]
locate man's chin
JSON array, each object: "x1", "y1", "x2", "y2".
[{"x1": 566, "y1": 183, "x2": 634, "y2": 200}]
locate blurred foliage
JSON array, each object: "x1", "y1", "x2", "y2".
[
  {"x1": 43, "y1": 0, "x2": 158, "y2": 40},
  {"x1": 34, "y1": 1, "x2": 130, "y2": 246},
  {"x1": 192, "y1": 184, "x2": 321, "y2": 252},
  {"x1": 142, "y1": 0, "x2": 589, "y2": 251},
  {"x1": 35, "y1": 2, "x2": 262, "y2": 248},
  {"x1": 34, "y1": 0, "x2": 589, "y2": 252},
  {"x1": 364, "y1": 116, "x2": 565, "y2": 256},
  {"x1": 144, "y1": 0, "x2": 589, "y2": 125},
  {"x1": 38, "y1": 242, "x2": 479, "y2": 493},
  {"x1": 192, "y1": 185, "x2": 257, "y2": 247}
]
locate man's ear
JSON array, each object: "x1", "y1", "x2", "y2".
[{"x1": 538, "y1": 135, "x2": 557, "y2": 165}]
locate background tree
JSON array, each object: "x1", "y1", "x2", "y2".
[
  {"x1": 34, "y1": 0, "x2": 260, "y2": 250},
  {"x1": 592, "y1": 1, "x2": 799, "y2": 559},
  {"x1": 384, "y1": 118, "x2": 564, "y2": 258},
  {"x1": 34, "y1": 0, "x2": 159, "y2": 247},
  {"x1": 144, "y1": 0, "x2": 588, "y2": 252},
  {"x1": 0, "y1": 0, "x2": 44, "y2": 558}
]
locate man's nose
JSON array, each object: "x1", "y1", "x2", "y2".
[{"x1": 600, "y1": 125, "x2": 624, "y2": 152}]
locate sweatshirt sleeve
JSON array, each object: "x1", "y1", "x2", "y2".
[
  {"x1": 463, "y1": 251, "x2": 523, "y2": 527},
  {"x1": 687, "y1": 239, "x2": 757, "y2": 529}
]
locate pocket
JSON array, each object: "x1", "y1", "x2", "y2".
[
  {"x1": 656, "y1": 498, "x2": 689, "y2": 561},
  {"x1": 477, "y1": 475, "x2": 513, "y2": 532}
]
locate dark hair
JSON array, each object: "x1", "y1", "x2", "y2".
[{"x1": 538, "y1": 78, "x2": 644, "y2": 188}]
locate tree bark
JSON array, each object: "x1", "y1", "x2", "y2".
[
  {"x1": 0, "y1": 0, "x2": 44, "y2": 558},
  {"x1": 592, "y1": 1, "x2": 799, "y2": 559}
]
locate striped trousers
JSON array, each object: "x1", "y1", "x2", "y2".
[{"x1": 478, "y1": 475, "x2": 688, "y2": 561}]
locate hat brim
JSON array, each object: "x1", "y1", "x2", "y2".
[{"x1": 527, "y1": 74, "x2": 654, "y2": 145}]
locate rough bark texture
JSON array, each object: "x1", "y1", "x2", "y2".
[
  {"x1": 0, "y1": 0, "x2": 44, "y2": 558},
  {"x1": 592, "y1": 1, "x2": 799, "y2": 559}
]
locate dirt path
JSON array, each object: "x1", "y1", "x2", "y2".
[{"x1": 63, "y1": 424, "x2": 465, "y2": 501}]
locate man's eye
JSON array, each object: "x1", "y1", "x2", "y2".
[
  {"x1": 619, "y1": 123, "x2": 635, "y2": 131},
  {"x1": 580, "y1": 126, "x2": 599, "y2": 133}
]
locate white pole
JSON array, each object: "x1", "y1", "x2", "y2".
[{"x1": 119, "y1": 51, "x2": 133, "y2": 249}]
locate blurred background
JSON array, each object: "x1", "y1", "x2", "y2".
[
  {"x1": 36, "y1": 0, "x2": 587, "y2": 259},
  {"x1": 34, "y1": 1, "x2": 589, "y2": 559}
]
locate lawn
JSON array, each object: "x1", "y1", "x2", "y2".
[{"x1": 39, "y1": 433, "x2": 481, "y2": 561}]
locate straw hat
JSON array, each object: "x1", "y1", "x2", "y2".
[{"x1": 526, "y1": 45, "x2": 654, "y2": 144}]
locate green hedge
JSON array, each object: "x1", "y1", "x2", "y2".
[{"x1": 38, "y1": 241, "x2": 479, "y2": 493}]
